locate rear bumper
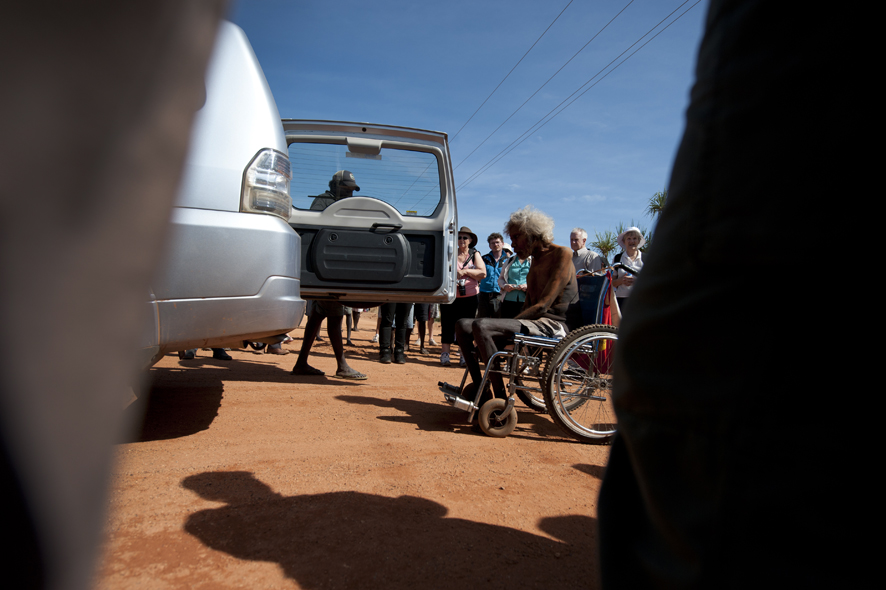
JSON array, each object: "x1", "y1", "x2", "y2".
[{"x1": 156, "y1": 275, "x2": 305, "y2": 354}]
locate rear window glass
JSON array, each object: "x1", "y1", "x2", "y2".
[{"x1": 288, "y1": 142, "x2": 442, "y2": 217}]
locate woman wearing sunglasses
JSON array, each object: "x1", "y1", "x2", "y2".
[{"x1": 439, "y1": 227, "x2": 486, "y2": 366}]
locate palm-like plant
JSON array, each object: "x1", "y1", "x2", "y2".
[
  {"x1": 590, "y1": 230, "x2": 617, "y2": 266},
  {"x1": 647, "y1": 187, "x2": 668, "y2": 220}
]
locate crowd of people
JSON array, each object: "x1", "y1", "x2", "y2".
[
  {"x1": 172, "y1": 168, "x2": 644, "y2": 380},
  {"x1": 249, "y1": 206, "x2": 644, "y2": 385}
]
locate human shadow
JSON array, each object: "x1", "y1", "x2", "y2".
[
  {"x1": 336, "y1": 394, "x2": 582, "y2": 443},
  {"x1": 335, "y1": 394, "x2": 468, "y2": 434},
  {"x1": 182, "y1": 471, "x2": 599, "y2": 589}
]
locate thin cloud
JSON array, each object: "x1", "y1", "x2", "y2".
[{"x1": 564, "y1": 193, "x2": 607, "y2": 203}]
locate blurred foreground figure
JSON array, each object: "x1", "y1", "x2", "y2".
[
  {"x1": 0, "y1": 3, "x2": 225, "y2": 589},
  {"x1": 599, "y1": 1, "x2": 843, "y2": 588}
]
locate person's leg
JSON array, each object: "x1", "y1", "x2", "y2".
[
  {"x1": 476, "y1": 292, "x2": 490, "y2": 318},
  {"x1": 399, "y1": 303, "x2": 413, "y2": 351},
  {"x1": 352, "y1": 309, "x2": 362, "y2": 331},
  {"x1": 417, "y1": 320, "x2": 427, "y2": 352},
  {"x1": 439, "y1": 302, "x2": 455, "y2": 361},
  {"x1": 429, "y1": 304, "x2": 439, "y2": 345},
  {"x1": 413, "y1": 303, "x2": 429, "y2": 352},
  {"x1": 441, "y1": 296, "x2": 477, "y2": 361},
  {"x1": 470, "y1": 318, "x2": 522, "y2": 396},
  {"x1": 325, "y1": 316, "x2": 365, "y2": 378},
  {"x1": 326, "y1": 315, "x2": 345, "y2": 359},
  {"x1": 372, "y1": 314, "x2": 381, "y2": 343},
  {"x1": 345, "y1": 311, "x2": 353, "y2": 345},
  {"x1": 615, "y1": 297, "x2": 628, "y2": 314},
  {"x1": 454, "y1": 318, "x2": 482, "y2": 384},
  {"x1": 291, "y1": 311, "x2": 324, "y2": 374},
  {"x1": 393, "y1": 303, "x2": 410, "y2": 364},
  {"x1": 211, "y1": 348, "x2": 231, "y2": 360},
  {"x1": 378, "y1": 302, "x2": 395, "y2": 363}
]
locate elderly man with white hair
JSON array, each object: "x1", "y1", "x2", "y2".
[
  {"x1": 569, "y1": 227, "x2": 603, "y2": 273},
  {"x1": 455, "y1": 206, "x2": 580, "y2": 402}
]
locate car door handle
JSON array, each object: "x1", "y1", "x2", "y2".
[{"x1": 371, "y1": 223, "x2": 403, "y2": 232}]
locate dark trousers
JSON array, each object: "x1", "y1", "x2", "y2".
[
  {"x1": 439, "y1": 295, "x2": 477, "y2": 344},
  {"x1": 476, "y1": 291, "x2": 501, "y2": 318},
  {"x1": 454, "y1": 317, "x2": 523, "y2": 397},
  {"x1": 500, "y1": 299, "x2": 523, "y2": 319},
  {"x1": 379, "y1": 302, "x2": 410, "y2": 351},
  {"x1": 598, "y1": 2, "x2": 843, "y2": 588}
]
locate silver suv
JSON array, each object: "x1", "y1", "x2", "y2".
[{"x1": 139, "y1": 22, "x2": 305, "y2": 368}]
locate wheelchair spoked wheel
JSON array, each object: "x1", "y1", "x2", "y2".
[
  {"x1": 515, "y1": 347, "x2": 584, "y2": 413},
  {"x1": 513, "y1": 347, "x2": 549, "y2": 412},
  {"x1": 478, "y1": 398, "x2": 518, "y2": 438},
  {"x1": 542, "y1": 324, "x2": 618, "y2": 444}
]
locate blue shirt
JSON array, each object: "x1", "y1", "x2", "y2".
[{"x1": 479, "y1": 251, "x2": 506, "y2": 293}]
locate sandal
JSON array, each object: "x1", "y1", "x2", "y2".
[{"x1": 333, "y1": 369, "x2": 368, "y2": 380}]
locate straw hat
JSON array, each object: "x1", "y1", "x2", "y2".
[{"x1": 458, "y1": 226, "x2": 478, "y2": 249}]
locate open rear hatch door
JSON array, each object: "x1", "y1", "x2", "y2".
[{"x1": 285, "y1": 120, "x2": 457, "y2": 304}]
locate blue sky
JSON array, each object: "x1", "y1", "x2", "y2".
[{"x1": 230, "y1": 0, "x2": 707, "y2": 250}]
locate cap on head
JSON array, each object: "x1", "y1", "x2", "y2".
[{"x1": 330, "y1": 170, "x2": 360, "y2": 192}]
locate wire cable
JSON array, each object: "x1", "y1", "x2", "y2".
[
  {"x1": 454, "y1": 0, "x2": 635, "y2": 171},
  {"x1": 449, "y1": 0, "x2": 575, "y2": 143},
  {"x1": 456, "y1": 0, "x2": 701, "y2": 191}
]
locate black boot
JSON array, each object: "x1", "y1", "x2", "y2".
[
  {"x1": 393, "y1": 344, "x2": 406, "y2": 364},
  {"x1": 394, "y1": 327, "x2": 407, "y2": 364},
  {"x1": 379, "y1": 347, "x2": 392, "y2": 364}
]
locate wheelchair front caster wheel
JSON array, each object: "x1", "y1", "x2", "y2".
[{"x1": 478, "y1": 399, "x2": 517, "y2": 438}]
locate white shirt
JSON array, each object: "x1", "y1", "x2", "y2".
[{"x1": 614, "y1": 251, "x2": 643, "y2": 298}]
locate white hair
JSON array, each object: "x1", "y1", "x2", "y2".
[
  {"x1": 505, "y1": 206, "x2": 555, "y2": 247},
  {"x1": 570, "y1": 228, "x2": 587, "y2": 241}
]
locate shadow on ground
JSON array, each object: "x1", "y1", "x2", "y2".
[
  {"x1": 123, "y1": 371, "x2": 225, "y2": 442},
  {"x1": 336, "y1": 394, "x2": 581, "y2": 443},
  {"x1": 182, "y1": 470, "x2": 599, "y2": 589}
]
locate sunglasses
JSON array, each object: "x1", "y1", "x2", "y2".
[{"x1": 458, "y1": 236, "x2": 471, "y2": 241}]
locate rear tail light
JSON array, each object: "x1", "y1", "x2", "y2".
[{"x1": 241, "y1": 149, "x2": 291, "y2": 220}]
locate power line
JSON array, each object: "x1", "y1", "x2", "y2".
[
  {"x1": 458, "y1": 0, "x2": 699, "y2": 190},
  {"x1": 454, "y1": 0, "x2": 635, "y2": 171},
  {"x1": 449, "y1": 0, "x2": 575, "y2": 143},
  {"x1": 456, "y1": 0, "x2": 701, "y2": 192}
]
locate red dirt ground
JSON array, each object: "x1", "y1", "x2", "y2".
[{"x1": 96, "y1": 310, "x2": 610, "y2": 589}]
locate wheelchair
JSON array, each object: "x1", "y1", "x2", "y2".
[{"x1": 439, "y1": 267, "x2": 627, "y2": 443}]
